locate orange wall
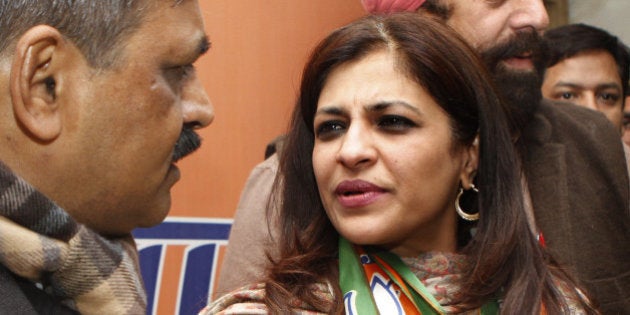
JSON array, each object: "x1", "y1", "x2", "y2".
[{"x1": 170, "y1": 1, "x2": 366, "y2": 218}]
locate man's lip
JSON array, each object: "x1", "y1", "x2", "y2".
[{"x1": 502, "y1": 55, "x2": 534, "y2": 71}]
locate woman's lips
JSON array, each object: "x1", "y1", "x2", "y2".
[{"x1": 335, "y1": 179, "x2": 386, "y2": 208}]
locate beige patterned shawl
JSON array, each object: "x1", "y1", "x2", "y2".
[{"x1": 0, "y1": 162, "x2": 146, "y2": 314}]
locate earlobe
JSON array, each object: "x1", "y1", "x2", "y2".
[
  {"x1": 10, "y1": 25, "x2": 64, "y2": 142},
  {"x1": 460, "y1": 135, "x2": 479, "y2": 188}
]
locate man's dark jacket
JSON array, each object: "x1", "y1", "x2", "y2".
[
  {"x1": 0, "y1": 265, "x2": 78, "y2": 314},
  {"x1": 522, "y1": 100, "x2": 630, "y2": 313}
]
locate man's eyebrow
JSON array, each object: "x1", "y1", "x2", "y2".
[
  {"x1": 553, "y1": 82, "x2": 582, "y2": 89},
  {"x1": 595, "y1": 83, "x2": 622, "y2": 91},
  {"x1": 554, "y1": 81, "x2": 622, "y2": 91}
]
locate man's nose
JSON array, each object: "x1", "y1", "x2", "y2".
[
  {"x1": 510, "y1": 0, "x2": 550, "y2": 33},
  {"x1": 182, "y1": 76, "x2": 214, "y2": 128},
  {"x1": 582, "y1": 94, "x2": 598, "y2": 111}
]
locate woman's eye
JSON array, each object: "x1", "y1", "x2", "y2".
[
  {"x1": 315, "y1": 120, "x2": 345, "y2": 139},
  {"x1": 378, "y1": 115, "x2": 417, "y2": 130}
]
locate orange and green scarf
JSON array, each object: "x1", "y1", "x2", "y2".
[{"x1": 339, "y1": 237, "x2": 498, "y2": 314}]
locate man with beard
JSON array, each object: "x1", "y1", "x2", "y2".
[
  {"x1": 217, "y1": 0, "x2": 629, "y2": 312},
  {"x1": 0, "y1": 0, "x2": 213, "y2": 313}
]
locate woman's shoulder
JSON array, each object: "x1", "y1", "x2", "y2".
[
  {"x1": 199, "y1": 283, "x2": 267, "y2": 314},
  {"x1": 200, "y1": 282, "x2": 334, "y2": 315}
]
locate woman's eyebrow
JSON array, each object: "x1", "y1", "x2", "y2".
[{"x1": 366, "y1": 101, "x2": 421, "y2": 114}]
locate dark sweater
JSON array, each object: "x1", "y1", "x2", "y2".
[{"x1": 0, "y1": 265, "x2": 78, "y2": 315}]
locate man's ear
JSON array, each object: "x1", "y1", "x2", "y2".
[
  {"x1": 10, "y1": 25, "x2": 68, "y2": 142},
  {"x1": 459, "y1": 135, "x2": 479, "y2": 188}
]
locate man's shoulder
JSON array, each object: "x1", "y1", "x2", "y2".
[
  {"x1": 535, "y1": 99, "x2": 613, "y2": 129},
  {"x1": 525, "y1": 99, "x2": 620, "y2": 145},
  {"x1": 523, "y1": 98, "x2": 629, "y2": 201},
  {"x1": 240, "y1": 153, "x2": 279, "y2": 195},
  {"x1": 0, "y1": 264, "x2": 79, "y2": 314},
  {"x1": 0, "y1": 264, "x2": 36, "y2": 313}
]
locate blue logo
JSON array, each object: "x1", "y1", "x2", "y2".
[{"x1": 133, "y1": 217, "x2": 232, "y2": 315}]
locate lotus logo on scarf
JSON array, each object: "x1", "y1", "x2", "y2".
[
  {"x1": 344, "y1": 290, "x2": 359, "y2": 315},
  {"x1": 343, "y1": 272, "x2": 408, "y2": 315},
  {"x1": 371, "y1": 273, "x2": 406, "y2": 314}
]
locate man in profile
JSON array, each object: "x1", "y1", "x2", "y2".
[{"x1": 0, "y1": 0, "x2": 213, "y2": 313}]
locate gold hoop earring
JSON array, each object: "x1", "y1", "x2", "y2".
[{"x1": 455, "y1": 184, "x2": 479, "y2": 221}]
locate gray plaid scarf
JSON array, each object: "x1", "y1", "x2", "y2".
[{"x1": 0, "y1": 162, "x2": 146, "y2": 314}]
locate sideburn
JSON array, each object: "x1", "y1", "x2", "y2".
[{"x1": 419, "y1": 0, "x2": 453, "y2": 20}]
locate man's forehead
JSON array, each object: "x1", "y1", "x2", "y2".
[
  {"x1": 113, "y1": 0, "x2": 206, "y2": 61},
  {"x1": 446, "y1": 0, "x2": 508, "y2": 12},
  {"x1": 566, "y1": 50, "x2": 620, "y2": 70},
  {"x1": 444, "y1": 0, "x2": 547, "y2": 13}
]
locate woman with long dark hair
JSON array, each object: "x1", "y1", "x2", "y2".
[{"x1": 204, "y1": 13, "x2": 595, "y2": 314}]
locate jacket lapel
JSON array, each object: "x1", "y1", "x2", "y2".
[{"x1": 520, "y1": 109, "x2": 574, "y2": 264}]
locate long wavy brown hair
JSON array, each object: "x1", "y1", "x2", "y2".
[{"x1": 264, "y1": 13, "x2": 595, "y2": 314}]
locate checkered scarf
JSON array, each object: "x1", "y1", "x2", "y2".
[{"x1": 0, "y1": 162, "x2": 146, "y2": 314}]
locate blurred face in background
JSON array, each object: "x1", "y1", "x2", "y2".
[
  {"x1": 442, "y1": 0, "x2": 549, "y2": 123},
  {"x1": 542, "y1": 50, "x2": 624, "y2": 132},
  {"x1": 443, "y1": 0, "x2": 549, "y2": 72},
  {"x1": 623, "y1": 96, "x2": 630, "y2": 146}
]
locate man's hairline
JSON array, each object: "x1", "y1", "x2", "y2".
[{"x1": 1, "y1": 0, "x2": 190, "y2": 68}]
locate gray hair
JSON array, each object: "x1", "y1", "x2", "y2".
[{"x1": 0, "y1": 0, "x2": 150, "y2": 68}]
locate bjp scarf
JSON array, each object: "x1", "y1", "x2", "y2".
[
  {"x1": 360, "y1": 0, "x2": 426, "y2": 14},
  {"x1": 339, "y1": 237, "x2": 499, "y2": 314},
  {"x1": 0, "y1": 162, "x2": 146, "y2": 314}
]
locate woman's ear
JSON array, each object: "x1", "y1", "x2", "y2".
[
  {"x1": 10, "y1": 25, "x2": 66, "y2": 142},
  {"x1": 459, "y1": 135, "x2": 479, "y2": 188}
]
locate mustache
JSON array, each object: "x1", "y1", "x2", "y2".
[
  {"x1": 480, "y1": 31, "x2": 544, "y2": 72},
  {"x1": 172, "y1": 127, "x2": 202, "y2": 163}
]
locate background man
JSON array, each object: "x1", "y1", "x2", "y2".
[
  {"x1": 541, "y1": 23, "x2": 629, "y2": 133},
  {"x1": 624, "y1": 96, "x2": 630, "y2": 146},
  {"x1": 218, "y1": 0, "x2": 630, "y2": 312},
  {"x1": 399, "y1": 2, "x2": 630, "y2": 312},
  {"x1": 0, "y1": 0, "x2": 213, "y2": 313}
]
